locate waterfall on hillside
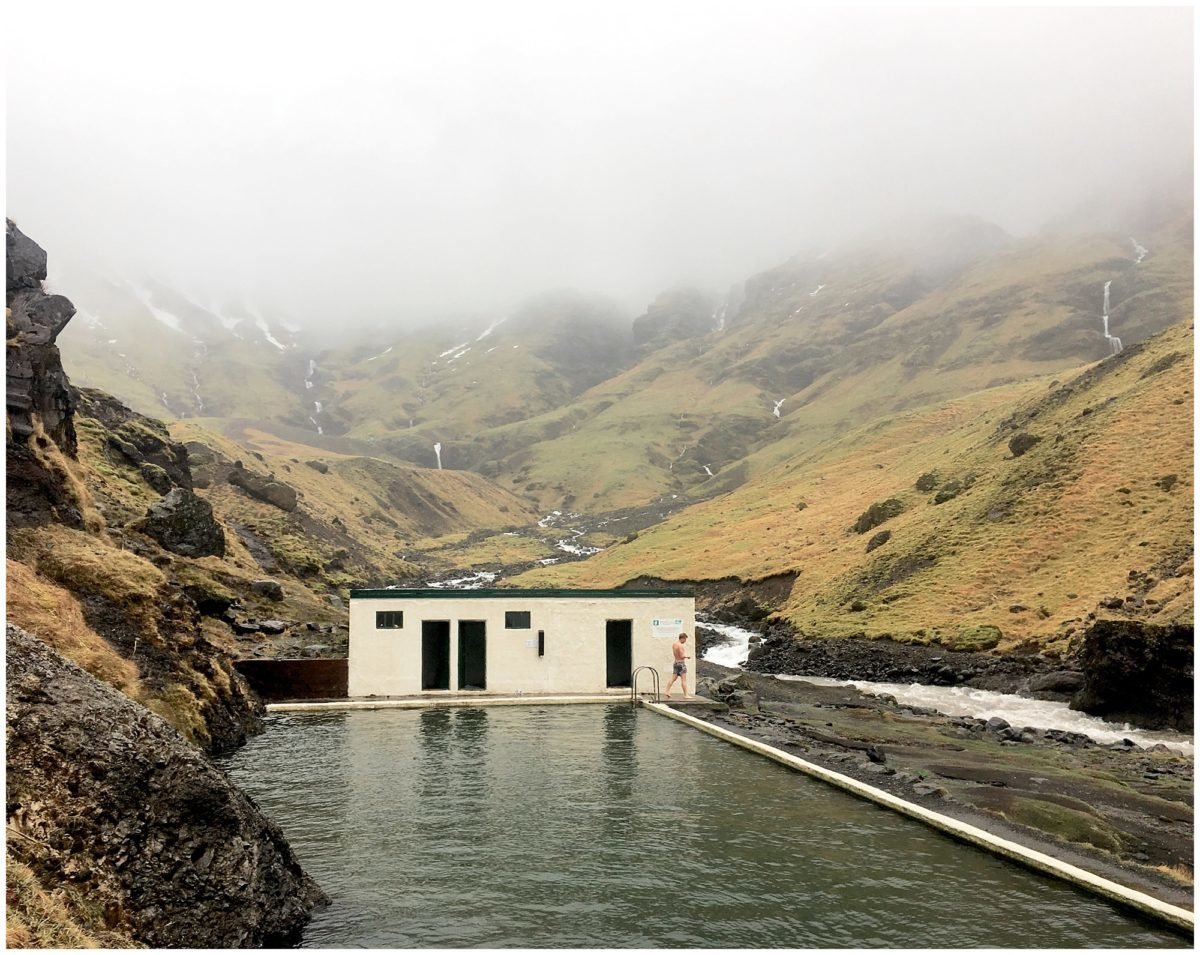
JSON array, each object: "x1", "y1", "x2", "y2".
[
  {"x1": 309, "y1": 417, "x2": 323, "y2": 435},
  {"x1": 772, "y1": 399, "x2": 785, "y2": 418},
  {"x1": 702, "y1": 464, "x2": 714, "y2": 477},
  {"x1": 191, "y1": 371, "x2": 205, "y2": 414},
  {"x1": 314, "y1": 401, "x2": 322, "y2": 414},
  {"x1": 304, "y1": 358, "x2": 317, "y2": 391},
  {"x1": 434, "y1": 442, "x2": 443, "y2": 469},
  {"x1": 1130, "y1": 238, "x2": 1149, "y2": 264},
  {"x1": 1102, "y1": 281, "x2": 1123, "y2": 356}
]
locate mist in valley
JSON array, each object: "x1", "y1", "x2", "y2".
[{"x1": 6, "y1": 2, "x2": 1194, "y2": 337}]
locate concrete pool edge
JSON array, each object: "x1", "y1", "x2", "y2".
[
  {"x1": 646, "y1": 701, "x2": 1195, "y2": 935},
  {"x1": 268, "y1": 694, "x2": 633, "y2": 711}
]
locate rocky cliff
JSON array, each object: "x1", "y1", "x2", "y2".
[
  {"x1": 6, "y1": 626, "x2": 327, "y2": 947},
  {"x1": 6, "y1": 219, "x2": 76, "y2": 451},
  {"x1": 5, "y1": 223, "x2": 326, "y2": 946}
]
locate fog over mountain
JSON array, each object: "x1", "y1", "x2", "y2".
[{"x1": 6, "y1": 2, "x2": 1193, "y2": 333}]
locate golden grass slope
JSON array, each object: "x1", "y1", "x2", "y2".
[{"x1": 520, "y1": 320, "x2": 1193, "y2": 650}]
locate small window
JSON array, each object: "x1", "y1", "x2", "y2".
[
  {"x1": 376, "y1": 610, "x2": 404, "y2": 629},
  {"x1": 505, "y1": 611, "x2": 531, "y2": 629}
]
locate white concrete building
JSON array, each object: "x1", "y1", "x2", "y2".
[{"x1": 348, "y1": 588, "x2": 695, "y2": 697}]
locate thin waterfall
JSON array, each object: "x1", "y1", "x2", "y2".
[
  {"x1": 434, "y1": 442, "x2": 443, "y2": 469},
  {"x1": 1102, "y1": 281, "x2": 1123, "y2": 355}
]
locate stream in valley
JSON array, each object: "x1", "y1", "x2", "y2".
[{"x1": 700, "y1": 620, "x2": 1193, "y2": 754}]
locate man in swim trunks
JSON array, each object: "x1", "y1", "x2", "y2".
[{"x1": 663, "y1": 633, "x2": 691, "y2": 699}]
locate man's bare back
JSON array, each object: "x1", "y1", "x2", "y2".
[{"x1": 664, "y1": 633, "x2": 691, "y2": 699}]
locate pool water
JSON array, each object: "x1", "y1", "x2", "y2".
[{"x1": 219, "y1": 706, "x2": 1185, "y2": 948}]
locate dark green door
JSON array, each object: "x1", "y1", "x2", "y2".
[
  {"x1": 606, "y1": 619, "x2": 632, "y2": 688},
  {"x1": 458, "y1": 620, "x2": 487, "y2": 690},
  {"x1": 422, "y1": 621, "x2": 450, "y2": 690}
]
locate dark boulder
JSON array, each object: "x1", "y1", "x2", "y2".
[
  {"x1": 1070, "y1": 620, "x2": 1193, "y2": 730},
  {"x1": 914, "y1": 472, "x2": 939, "y2": 492},
  {"x1": 252, "y1": 579, "x2": 285, "y2": 601},
  {"x1": 228, "y1": 463, "x2": 298, "y2": 512},
  {"x1": 1008, "y1": 432, "x2": 1042, "y2": 457},
  {"x1": 6, "y1": 625, "x2": 326, "y2": 947},
  {"x1": 305, "y1": 460, "x2": 330, "y2": 474},
  {"x1": 182, "y1": 582, "x2": 236, "y2": 618},
  {"x1": 6, "y1": 218, "x2": 48, "y2": 291},
  {"x1": 135, "y1": 488, "x2": 226, "y2": 558},
  {"x1": 1028, "y1": 670, "x2": 1085, "y2": 694},
  {"x1": 852, "y1": 498, "x2": 904, "y2": 534},
  {"x1": 865, "y1": 529, "x2": 892, "y2": 553}
]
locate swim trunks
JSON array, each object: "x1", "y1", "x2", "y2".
[{"x1": 673, "y1": 661, "x2": 687, "y2": 676}]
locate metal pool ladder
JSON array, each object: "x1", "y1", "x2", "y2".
[{"x1": 630, "y1": 666, "x2": 661, "y2": 704}]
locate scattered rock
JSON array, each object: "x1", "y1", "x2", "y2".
[
  {"x1": 228, "y1": 464, "x2": 298, "y2": 512},
  {"x1": 852, "y1": 498, "x2": 904, "y2": 534},
  {"x1": 1008, "y1": 432, "x2": 1042, "y2": 457},
  {"x1": 914, "y1": 472, "x2": 939, "y2": 492},
  {"x1": 932, "y1": 480, "x2": 965, "y2": 505},
  {"x1": 251, "y1": 579, "x2": 285, "y2": 602},
  {"x1": 305, "y1": 460, "x2": 329, "y2": 474},
  {"x1": 1028, "y1": 671, "x2": 1085, "y2": 694},
  {"x1": 134, "y1": 488, "x2": 226, "y2": 558},
  {"x1": 865, "y1": 530, "x2": 892, "y2": 553},
  {"x1": 182, "y1": 582, "x2": 236, "y2": 618},
  {"x1": 257, "y1": 620, "x2": 289, "y2": 636}
]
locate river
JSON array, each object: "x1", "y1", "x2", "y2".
[{"x1": 700, "y1": 620, "x2": 1192, "y2": 754}]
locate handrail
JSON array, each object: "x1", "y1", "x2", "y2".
[{"x1": 630, "y1": 666, "x2": 661, "y2": 705}]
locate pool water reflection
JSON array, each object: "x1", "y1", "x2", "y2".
[{"x1": 219, "y1": 706, "x2": 1184, "y2": 948}]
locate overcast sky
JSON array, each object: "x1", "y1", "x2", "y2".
[{"x1": 6, "y1": 2, "x2": 1194, "y2": 329}]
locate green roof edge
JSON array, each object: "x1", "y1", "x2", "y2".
[{"x1": 350, "y1": 587, "x2": 695, "y2": 599}]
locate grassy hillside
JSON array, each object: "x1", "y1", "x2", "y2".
[
  {"x1": 517, "y1": 319, "x2": 1193, "y2": 651},
  {"x1": 167, "y1": 420, "x2": 538, "y2": 594},
  {"x1": 495, "y1": 217, "x2": 1192, "y2": 512},
  {"x1": 55, "y1": 210, "x2": 1192, "y2": 522}
]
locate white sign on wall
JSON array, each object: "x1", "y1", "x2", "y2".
[{"x1": 652, "y1": 618, "x2": 684, "y2": 639}]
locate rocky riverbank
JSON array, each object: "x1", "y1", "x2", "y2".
[
  {"x1": 744, "y1": 625, "x2": 1061, "y2": 691},
  {"x1": 6, "y1": 626, "x2": 328, "y2": 946},
  {"x1": 725, "y1": 614, "x2": 1193, "y2": 731},
  {"x1": 693, "y1": 660, "x2": 1194, "y2": 910}
]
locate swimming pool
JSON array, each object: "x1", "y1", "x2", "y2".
[{"x1": 219, "y1": 706, "x2": 1185, "y2": 947}]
